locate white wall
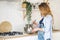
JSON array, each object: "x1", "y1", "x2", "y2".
[
  {"x1": 0, "y1": 1, "x2": 25, "y2": 32},
  {"x1": 49, "y1": 0, "x2": 60, "y2": 30},
  {"x1": 28, "y1": 0, "x2": 60, "y2": 30},
  {"x1": 0, "y1": 0, "x2": 60, "y2": 32},
  {"x1": 0, "y1": 1, "x2": 41, "y2": 32}
]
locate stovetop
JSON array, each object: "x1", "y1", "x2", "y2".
[{"x1": 0, "y1": 31, "x2": 23, "y2": 36}]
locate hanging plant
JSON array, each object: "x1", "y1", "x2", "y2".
[
  {"x1": 22, "y1": 1, "x2": 32, "y2": 24},
  {"x1": 23, "y1": 1, "x2": 34, "y2": 34}
]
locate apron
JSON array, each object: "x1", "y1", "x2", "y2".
[
  {"x1": 38, "y1": 17, "x2": 51, "y2": 40},
  {"x1": 38, "y1": 18, "x2": 44, "y2": 40}
]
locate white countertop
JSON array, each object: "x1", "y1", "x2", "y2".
[{"x1": 0, "y1": 33, "x2": 37, "y2": 39}]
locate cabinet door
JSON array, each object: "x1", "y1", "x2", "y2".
[{"x1": 5, "y1": 35, "x2": 38, "y2": 40}]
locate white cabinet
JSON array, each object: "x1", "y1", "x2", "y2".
[{"x1": 5, "y1": 35, "x2": 38, "y2": 40}]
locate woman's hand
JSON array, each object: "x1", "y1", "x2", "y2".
[
  {"x1": 32, "y1": 28, "x2": 39, "y2": 33},
  {"x1": 33, "y1": 20, "x2": 36, "y2": 24},
  {"x1": 32, "y1": 20, "x2": 37, "y2": 25},
  {"x1": 32, "y1": 28, "x2": 44, "y2": 33}
]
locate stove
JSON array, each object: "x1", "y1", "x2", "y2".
[{"x1": 0, "y1": 31, "x2": 23, "y2": 36}]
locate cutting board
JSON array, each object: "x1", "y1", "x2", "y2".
[{"x1": 0, "y1": 21, "x2": 12, "y2": 33}]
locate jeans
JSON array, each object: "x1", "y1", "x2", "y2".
[{"x1": 38, "y1": 31, "x2": 44, "y2": 40}]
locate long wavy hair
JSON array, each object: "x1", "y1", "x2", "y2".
[
  {"x1": 39, "y1": 2, "x2": 53, "y2": 17},
  {"x1": 39, "y1": 2, "x2": 54, "y2": 27}
]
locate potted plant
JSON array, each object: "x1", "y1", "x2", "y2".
[{"x1": 22, "y1": 1, "x2": 33, "y2": 33}]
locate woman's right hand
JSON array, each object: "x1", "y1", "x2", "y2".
[
  {"x1": 32, "y1": 20, "x2": 37, "y2": 25},
  {"x1": 32, "y1": 28, "x2": 39, "y2": 33}
]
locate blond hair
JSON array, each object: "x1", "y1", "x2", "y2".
[
  {"x1": 39, "y1": 2, "x2": 53, "y2": 17},
  {"x1": 39, "y1": 2, "x2": 54, "y2": 27}
]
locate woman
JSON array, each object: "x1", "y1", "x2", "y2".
[{"x1": 32, "y1": 2, "x2": 53, "y2": 40}]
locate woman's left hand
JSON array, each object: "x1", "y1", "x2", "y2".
[{"x1": 32, "y1": 28, "x2": 39, "y2": 33}]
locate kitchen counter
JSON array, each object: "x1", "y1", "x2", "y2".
[
  {"x1": 0, "y1": 31, "x2": 60, "y2": 40},
  {"x1": 0, "y1": 33, "x2": 38, "y2": 40}
]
